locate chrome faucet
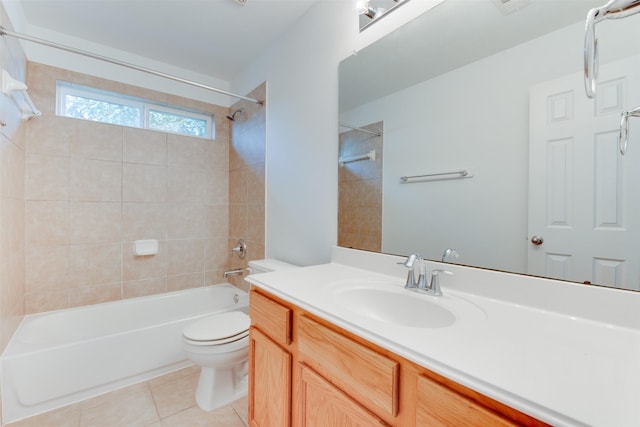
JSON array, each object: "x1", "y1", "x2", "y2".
[
  {"x1": 400, "y1": 253, "x2": 420, "y2": 289},
  {"x1": 429, "y1": 269, "x2": 453, "y2": 296},
  {"x1": 400, "y1": 254, "x2": 451, "y2": 297},
  {"x1": 441, "y1": 248, "x2": 459, "y2": 262}
]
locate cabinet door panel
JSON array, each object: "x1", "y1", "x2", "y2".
[
  {"x1": 298, "y1": 315, "x2": 399, "y2": 418},
  {"x1": 299, "y1": 365, "x2": 389, "y2": 427},
  {"x1": 416, "y1": 375, "x2": 516, "y2": 427},
  {"x1": 249, "y1": 327, "x2": 291, "y2": 427}
]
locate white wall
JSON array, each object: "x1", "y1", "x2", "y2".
[{"x1": 231, "y1": 0, "x2": 444, "y2": 266}]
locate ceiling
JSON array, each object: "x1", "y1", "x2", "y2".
[{"x1": 15, "y1": 0, "x2": 323, "y2": 82}]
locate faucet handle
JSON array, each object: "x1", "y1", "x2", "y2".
[
  {"x1": 430, "y1": 269, "x2": 453, "y2": 296},
  {"x1": 399, "y1": 253, "x2": 420, "y2": 289}
]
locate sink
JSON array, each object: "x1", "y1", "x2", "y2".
[{"x1": 332, "y1": 284, "x2": 457, "y2": 329}]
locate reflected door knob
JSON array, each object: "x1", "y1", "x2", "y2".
[{"x1": 530, "y1": 235, "x2": 544, "y2": 246}]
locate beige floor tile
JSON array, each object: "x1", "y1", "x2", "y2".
[
  {"x1": 81, "y1": 382, "x2": 150, "y2": 410},
  {"x1": 160, "y1": 405, "x2": 245, "y2": 427},
  {"x1": 149, "y1": 371, "x2": 199, "y2": 419},
  {"x1": 230, "y1": 396, "x2": 248, "y2": 426},
  {"x1": 148, "y1": 365, "x2": 199, "y2": 389},
  {"x1": 7, "y1": 403, "x2": 81, "y2": 427},
  {"x1": 80, "y1": 387, "x2": 159, "y2": 427}
]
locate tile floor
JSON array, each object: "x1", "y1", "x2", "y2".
[{"x1": 6, "y1": 365, "x2": 248, "y2": 427}]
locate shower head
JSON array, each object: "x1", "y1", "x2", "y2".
[{"x1": 226, "y1": 108, "x2": 245, "y2": 121}]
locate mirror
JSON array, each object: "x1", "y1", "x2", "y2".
[{"x1": 339, "y1": 0, "x2": 640, "y2": 291}]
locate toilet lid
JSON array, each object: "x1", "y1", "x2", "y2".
[{"x1": 183, "y1": 311, "x2": 250, "y2": 342}]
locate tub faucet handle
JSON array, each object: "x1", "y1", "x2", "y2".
[{"x1": 231, "y1": 239, "x2": 247, "y2": 259}]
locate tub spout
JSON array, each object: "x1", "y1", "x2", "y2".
[{"x1": 223, "y1": 268, "x2": 245, "y2": 278}]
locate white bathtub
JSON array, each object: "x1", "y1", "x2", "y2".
[{"x1": 1, "y1": 284, "x2": 248, "y2": 424}]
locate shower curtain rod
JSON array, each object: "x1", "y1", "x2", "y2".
[{"x1": 0, "y1": 26, "x2": 264, "y2": 105}]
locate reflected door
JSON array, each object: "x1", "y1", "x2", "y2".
[{"x1": 528, "y1": 54, "x2": 640, "y2": 290}]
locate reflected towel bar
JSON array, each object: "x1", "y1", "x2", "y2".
[
  {"x1": 400, "y1": 169, "x2": 471, "y2": 183},
  {"x1": 339, "y1": 150, "x2": 376, "y2": 166}
]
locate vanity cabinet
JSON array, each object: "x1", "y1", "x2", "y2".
[
  {"x1": 249, "y1": 288, "x2": 547, "y2": 427},
  {"x1": 248, "y1": 290, "x2": 293, "y2": 427}
]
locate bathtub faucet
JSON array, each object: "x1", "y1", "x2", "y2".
[{"x1": 223, "y1": 268, "x2": 245, "y2": 278}]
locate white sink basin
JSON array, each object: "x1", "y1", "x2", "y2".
[{"x1": 336, "y1": 287, "x2": 457, "y2": 328}]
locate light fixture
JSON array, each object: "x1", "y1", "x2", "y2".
[{"x1": 358, "y1": 0, "x2": 411, "y2": 31}]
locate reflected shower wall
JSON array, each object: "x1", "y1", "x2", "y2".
[{"x1": 338, "y1": 121, "x2": 383, "y2": 252}]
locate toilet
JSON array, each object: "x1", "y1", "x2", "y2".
[{"x1": 182, "y1": 258, "x2": 298, "y2": 411}]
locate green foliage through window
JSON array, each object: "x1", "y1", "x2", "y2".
[{"x1": 56, "y1": 81, "x2": 215, "y2": 139}]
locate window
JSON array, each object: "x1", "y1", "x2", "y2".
[{"x1": 56, "y1": 81, "x2": 215, "y2": 139}]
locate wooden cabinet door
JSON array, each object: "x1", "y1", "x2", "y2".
[
  {"x1": 299, "y1": 365, "x2": 389, "y2": 427},
  {"x1": 249, "y1": 327, "x2": 292, "y2": 427},
  {"x1": 416, "y1": 375, "x2": 516, "y2": 427}
]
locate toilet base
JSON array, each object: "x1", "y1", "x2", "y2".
[{"x1": 194, "y1": 363, "x2": 248, "y2": 412}]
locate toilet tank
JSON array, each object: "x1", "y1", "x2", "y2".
[{"x1": 248, "y1": 259, "x2": 298, "y2": 274}]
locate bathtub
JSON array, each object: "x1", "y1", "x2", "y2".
[{"x1": 1, "y1": 284, "x2": 248, "y2": 424}]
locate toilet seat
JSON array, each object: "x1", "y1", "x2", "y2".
[{"x1": 183, "y1": 311, "x2": 250, "y2": 346}]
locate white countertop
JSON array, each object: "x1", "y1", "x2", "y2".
[{"x1": 246, "y1": 249, "x2": 640, "y2": 427}]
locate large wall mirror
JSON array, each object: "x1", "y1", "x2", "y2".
[{"x1": 339, "y1": 0, "x2": 640, "y2": 291}]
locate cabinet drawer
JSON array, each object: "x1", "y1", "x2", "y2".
[
  {"x1": 299, "y1": 365, "x2": 388, "y2": 426},
  {"x1": 416, "y1": 375, "x2": 516, "y2": 427},
  {"x1": 297, "y1": 315, "x2": 399, "y2": 419},
  {"x1": 250, "y1": 289, "x2": 292, "y2": 346}
]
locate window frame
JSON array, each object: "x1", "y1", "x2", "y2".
[{"x1": 55, "y1": 81, "x2": 215, "y2": 140}]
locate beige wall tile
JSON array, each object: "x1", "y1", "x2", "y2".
[
  {"x1": 122, "y1": 202, "x2": 166, "y2": 241},
  {"x1": 69, "y1": 243, "x2": 121, "y2": 287},
  {"x1": 25, "y1": 154, "x2": 69, "y2": 201},
  {"x1": 205, "y1": 269, "x2": 225, "y2": 286},
  {"x1": 25, "y1": 290, "x2": 69, "y2": 313},
  {"x1": 69, "y1": 201, "x2": 122, "y2": 244},
  {"x1": 122, "y1": 240, "x2": 166, "y2": 281},
  {"x1": 167, "y1": 134, "x2": 204, "y2": 167},
  {"x1": 123, "y1": 277, "x2": 167, "y2": 299},
  {"x1": 246, "y1": 161, "x2": 265, "y2": 204},
  {"x1": 26, "y1": 116, "x2": 70, "y2": 156},
  {"x1": 247, "y1": 204, "x2": 265, "y2": 244},
  {"x1": 69, "y1": 120, "x2": 122, "y2": 161},
  {"x1": 123, "y1": 163, "x2": 166, "y2": 203},
  {"x1": 166, "y1": 239, "x2": 204, "y2": 276},
  {"x1": 69, "y1": 283, "x2": 121, "y2": 308},
  {"x1": 205, "y1": 238, "x2": 228, "y2": 271},
  {"x1": 229, "y1": 168, "x2": 247, "y2": 204},
  {"x1": 25, "y1": 200, "x2": 69, "y2": 245},
  {"x1": 167, "y1": 165, "x2": 204, "y2": 203},
  {"x1": 123, "y1": 128, "x2": 166, "y2": 165},
  {"x1": 205, "y1": 166, "x2": 228, "y2": 205},
  {"x1": 167, "y1": 272, "x2": 204, "y2": 291},
  {"x1": 25, "y1": 244, "x2": 69, "y2": 293},
  {"x1": 166, "y1": 204, "x2": 205, "y2": 239},
  {"x1": 70, "y1": 158, "x2": 121, "y2": 202},
  {"x1": 206, "y1": 204, "x2": 228, "y2": 238},
  {"x1": 229, "y1": 204, "x2": 247, "y2": 239},
  {"x1": 19, "y1": 62, "x2": 250, "y2": 314}
]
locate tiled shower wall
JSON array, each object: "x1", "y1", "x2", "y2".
[
  {"x1": 0, "y1": 4, "x2": 26, "y2": 351},
  {"x1": 338, "y1": 122, "x2": 383, "y2": 252},
  {"x1": 23, "y1": 62, "x2": 237, "y2": 313},
  {"x1": 226, "y1": 84, "x2": 266, "y2": 291}
]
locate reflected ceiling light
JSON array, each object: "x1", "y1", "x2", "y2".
[{"x1": 358, "y1": 1, "x2": 385, "y2": 20}]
